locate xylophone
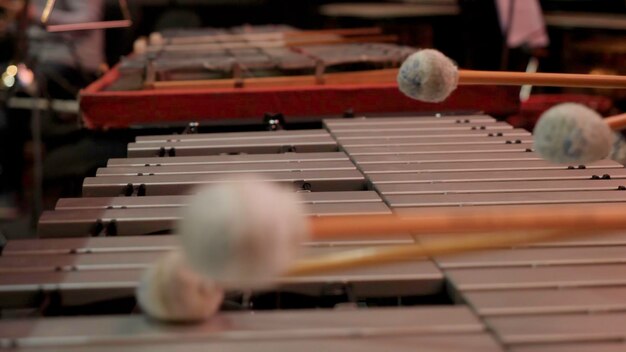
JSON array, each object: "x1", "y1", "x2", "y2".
[
  {"x1": 80, "y1": 27, "x2": 519, "y2": 129},
  {"x1": 115, "y1": 26, "x2": 407, "y2": 92},
  {"x1": 3, "y1": 114, "x2": 626, "y2": 351}
]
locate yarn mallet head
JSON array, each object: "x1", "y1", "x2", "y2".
[
  {"x1": 533, "y1": 103, "x2": 614, "y2": 164},
  {"x1": 397, "y1": 49, "x2": 459, "y2": 103},
  {"x1": 137, "y1": 178, "x2": 310, "y2": 321},
  {"x1": 177, "y1": 179, "x2": 310, "y2": 289},
  {"x1": 397, "y1": 49, "x2": 626, "y2": 104}
]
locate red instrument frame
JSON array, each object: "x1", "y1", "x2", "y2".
[{"x1": 80, "y1": 65, "x2": 520, "y2": 129}]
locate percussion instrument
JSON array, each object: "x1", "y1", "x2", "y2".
[
  {"x1": 79, "y1": 28, "x2": 519, "y2": 129},
  {"x1": 4, "y1": 113, "x2": 626, "y2": 351}
]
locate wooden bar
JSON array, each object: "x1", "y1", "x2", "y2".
[
  {"x1": 369, "y1": 168, "x2": 626, "y2": 184},
  {"x1": 127, "y1": 136, "x2": 338, "y2": 157},
  {"x1": 374, "y1": 179, "x2": 626, "y2": 195},
  {"x1": 5, "y1": 334, "x2": 503, "y2": 352},
  {"x1": 486, "y1": 312, "x2": 626, "y2": 345},
  {"x1": 107, "y1": 152, "x2": 350, "y2": 167},
  {"x1": 2, "y1": 245, "x2": 435, "y2": 274},
  {"x1": 336, "y1": 136, "x2": 533, "y2": 148},
  {"x1": 135, "y1": 129, "x2": 331, "y2": 143},
  {"x1": 384, "y1": 189, "x2": 626, "y2": 207},
  {"x1": 333, "y1": 129, "x2": 529, "y2": 140},
  {"x1": 3, "y1": 236, "x2": 179, "y2": 256},
  {"x1": 510, "y1": 343, "x2": 626, "y2": 352},
  {"x1": 55, "y1": 191, "x2": 384, "y2": 210},
  {"x1": 150, "y1": 66, "x2": 401, "y2": 90},
  {"x1": 82, "y1": 170, "x2": 368, "y2": 197},
  {"x1": 344, "y1": 143, "x2": 535, "y2": 156},
  {"x1": 352, "y1": 151, "x2": 539, "y2": 164},
  {"x1": 329, "y1": 122, "x2": 513, "y2": 136},
  {"x1": 445, "y1": 264, "x2": 626, "y2": 291},
  {"x1": 434, "y1": 246, "x2": 626, "y2": 269},
  {"x1": 163, "y1": 27, "x2": 385, "y2": 44},
  {"x1": 463, "y1": 287, "x2": 626, "y2": 316},
  {"x1": 323, "y1": 115, "x2": 496, "y2": 128},
  {"x1": 524, "y1": 232, "x2": 626, "y2": 248},
  {"x1": 361, "y1": 160, "x2": 619, "y2": 174},
  {"x1": 38, "y1": 201, "x2": 391, "y2": 237},
  {"x1": 0, "y1": 307, "x2": 484, "y2": 348},
  {"x1": 0, "y1": 247, "x2": 442, "y2": 308},
  {"x1": 3, "y1": 230, "x2": 414, "y2": 256},
  {"x1": 96, "y1": 160, "x2": 357, "y2": 177}
]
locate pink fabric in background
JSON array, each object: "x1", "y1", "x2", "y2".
[{"x1": 495, "y1": 0, "x2": 549, "y2": 48}]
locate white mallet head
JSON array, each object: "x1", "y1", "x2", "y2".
[
  {"x1": 133, "y1": 37, "x2": 148, "y2": 55},
  {"x1": 178, "y1": 178, "x2": 310, "y2": 289},
  {"x1": 149, "y1": 32, "x2": 164, "y2": 46},
  {"x1": 533, "y1": 103, "x2": 613, "y2": 164},
  {"x1": 397, "y1": 49, "x2": 459, "y2": 103},
  {"x1": 136, "y1": 250, "x2": 224, "y2": 322}
]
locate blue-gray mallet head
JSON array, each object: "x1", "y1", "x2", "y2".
[
  {"x1": 397, "y1": 49, "x2": 459, "y2": 103},
  {"x1": 533, "y1": 103, "x2": 613, "y2": 164}
]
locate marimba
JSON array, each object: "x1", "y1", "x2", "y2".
[
  {"x1": 80, "y1": 26, "x2": 519, "y2": 129},
  {"x1": 3, "y1": 114, "x2": 626, "y2": 351}
]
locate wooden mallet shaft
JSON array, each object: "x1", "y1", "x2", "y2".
[
  {"x1": 288, "y1": 228, "x2": 597, "y2": 276},
  {"x1": 150, "y1": 68, "x2": 626, "y2": 91},
  {"x1": 289, "y1": 204, "x2": 626, "y2": 276},
  {"x1": 459, "y1": 70, "x2": 626, "y2": 89},
  {"x1": 605, "y1": 113, "x2": 626, "y2": 130},
  {"x1": 308, "y1": 203, "x2": 626, "y2": 239}
]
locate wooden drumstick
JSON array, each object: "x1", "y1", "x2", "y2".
[{"x1": 288, "y1": 228, "x2": 596, "y2": 276}]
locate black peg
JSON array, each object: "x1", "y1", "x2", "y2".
[
  {"x1": 183, "y1": 122, "x2": 199, "y2": 134},
  {"x1": 106, "y1": 220, "x2": 118, "y2": 237},
  {"x1": 89, "y1": 219, "x2": 104, "y2": 237},
  {"x1": 263, "y1": 112, "x2": 285, "y2": 131},
  {"x1": 124, "y1": 183, "x2": 134, "y2": 197},
  {"x1": 137, "y1": 184, "x2": 147, "y2": 197}
]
